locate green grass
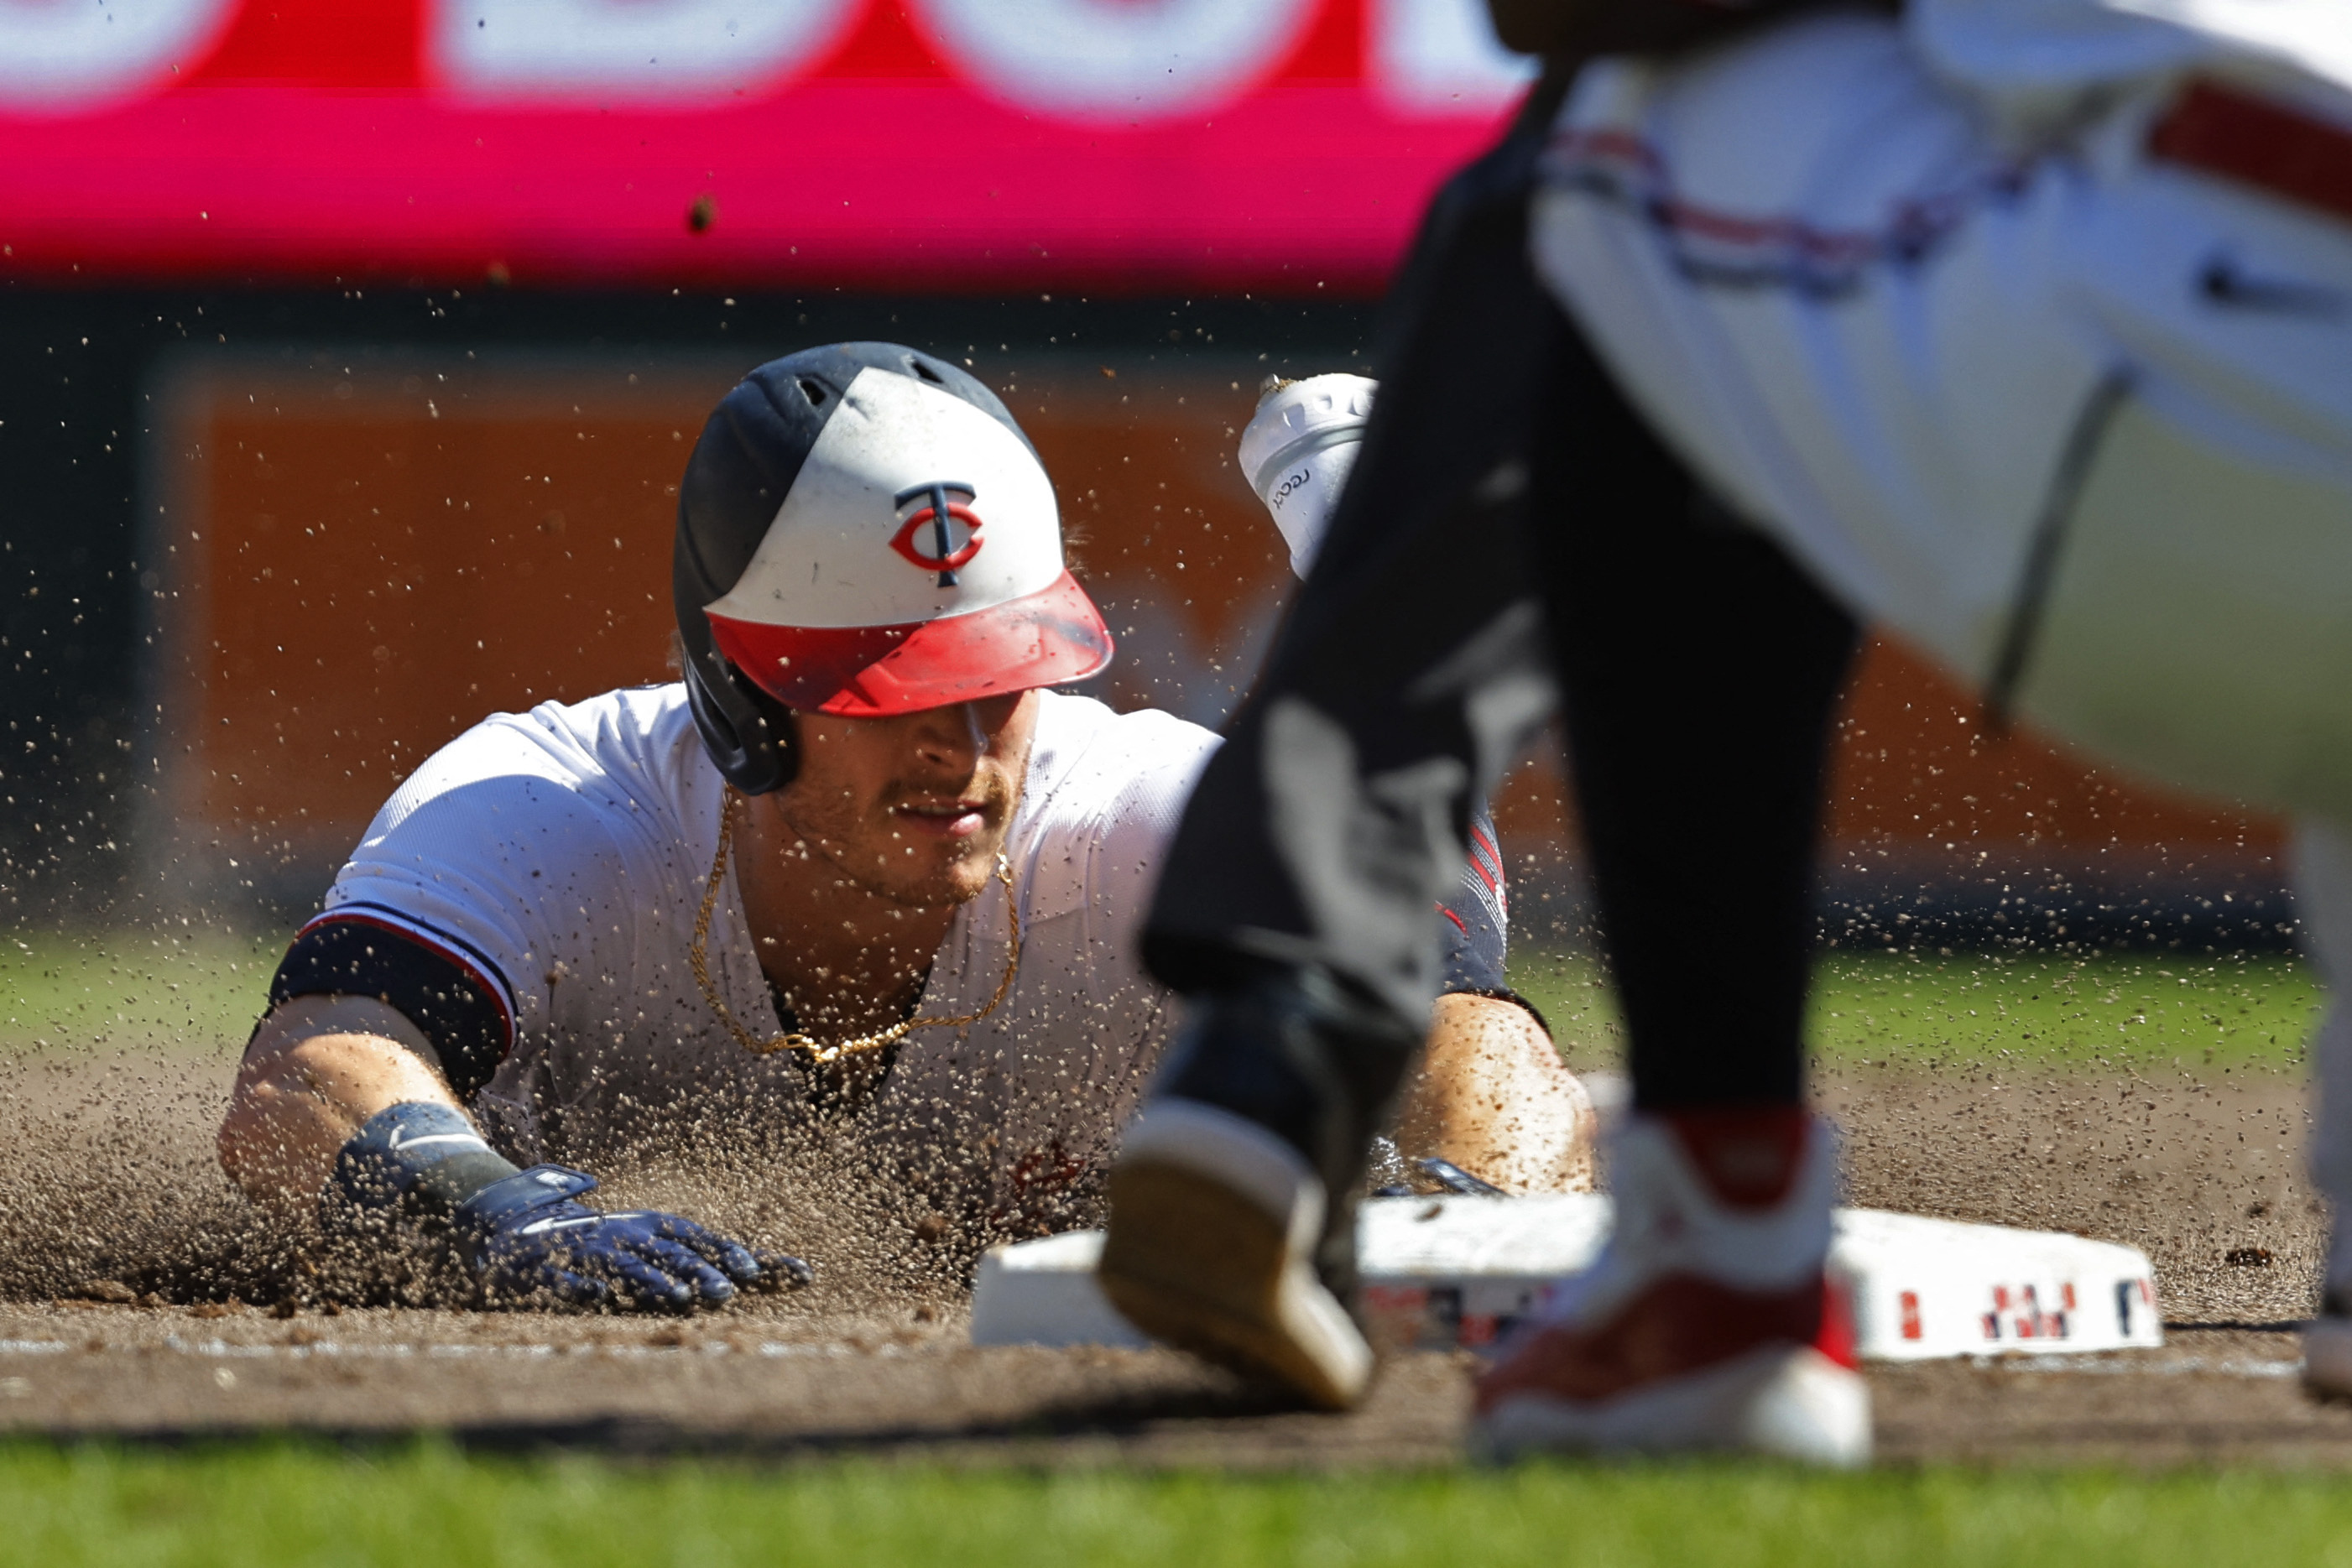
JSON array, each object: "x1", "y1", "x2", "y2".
[
  {"x1": 0, "y1": 928, "x2": 2324, "y2": 1074},
  {"x1": 6, "y1": 1444, "x2": 2352, "y2": 1567},
  {"x1": 1510, "y1": 950, "x2": 2325, "y2": 1075},
  {"x1": 0, "y1": 928, "x2": 286, "y2": 1057}
]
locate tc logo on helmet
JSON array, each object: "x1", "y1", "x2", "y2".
[{"x1": 891, "y1": 481, "x2": 985, "y2": 587}]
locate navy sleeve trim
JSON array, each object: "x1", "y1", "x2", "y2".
[
  {"x1": 1437, "y1": 904, "x2": 1509, "y2": 997},
  {"x1": 310, "y1": 902, "x2": 520, "y2": 1020},
  {"x1": 1465, "y1": 820, "x2": 1508, "y2": 922},
  {"x1": 1437, "y1": 810, "x2": 1510, "y2": 998},
  {"x1": 268, "y1": 910, "x2": 518, "y2": 1099}
]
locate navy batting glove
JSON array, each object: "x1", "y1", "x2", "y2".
[
  {"x1": 324, "y1": 1102, "x2": 811, "y2": 1311},
  {"x1": 451, "y1": 1165, "x2": 810, "y2": 1311}
]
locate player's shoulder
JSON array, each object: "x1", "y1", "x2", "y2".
[
  {"x1": 1020, "y1": 690, "x2": 1220, "y2": 825},
  {"x1": 510, "y1": 684, "x2": 700, "y2": 778},
  {"x1": 374, "y1": 683, "x2": 703, "y2": 833},
  {"x1": 1008, "y1": 692, "x2": 1218, "y2": 924}
]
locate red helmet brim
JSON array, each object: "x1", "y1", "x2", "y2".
[{"x1": 705, "y1": 569, "x2": 1115, "y2": 718}]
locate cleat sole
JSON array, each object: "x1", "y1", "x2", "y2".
[
  {"x1": 1476, "y1": 1343, "x2": 1871, "y2": 1467},
  {"x1": 1099, "y1": 1157, "x2": 1372, "y2": 1411}
]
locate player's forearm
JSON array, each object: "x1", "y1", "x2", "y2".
[
  {"x1": 220, "y1": 997, "x2": 804, "y2": 1308},
  {"x1": 1394, "y1": 992, "x2": 1597, "y2": 1194},
  {"x1": 217, "y1": 994, "x2": 463, "y2": 1216}
]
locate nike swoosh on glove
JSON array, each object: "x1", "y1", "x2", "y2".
[{"x1": 451, "y1": 1165, "x2": 813, "y2": 1312}]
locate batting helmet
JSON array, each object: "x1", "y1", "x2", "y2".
[{"x1": 674, "y1": 343, "x2": 1114, "y2": 794}]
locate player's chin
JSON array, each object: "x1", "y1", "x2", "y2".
[
  {"x1": 929, "y1": 852, "x2": 1002, "y2": 905},
  {"x1": 869, "y1": 845, "x2": 1001, "y2": 909}
]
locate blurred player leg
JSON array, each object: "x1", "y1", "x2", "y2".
[
  {"x1": 1474, "y1": 326, "x2": 1865, "y2": 1463},
  {"x1": 1103, "y1": 73, "x2": 1578, "y2": 1410},
  {"x1": 1108, "y1": 310, "x2": 1865, "y2": 1441},
  {"x1": 2295, "y1": 822, "x2": 2352, "y2": 1396},
  {"x1": 1103, "y1": 62, "x2": 1863, "y2": 1448},
  {"x1": 1238, "y1": 376, "x2": 1598, "y2": 1197}
]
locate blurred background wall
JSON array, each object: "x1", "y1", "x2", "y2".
[{"x1": 0, "y1": 0, "x2": 2288, "y2": 950}]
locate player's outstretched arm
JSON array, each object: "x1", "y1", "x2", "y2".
[
  {"x1": 219, "y1": 994, "x2": 461, "y2": 1215},
  {"x1": 1393, "y1": 994, "x2": 1596, "y2": 1195},
  {"x1": 220, "y1": 996, "x2": 809, "y2": 1311}
]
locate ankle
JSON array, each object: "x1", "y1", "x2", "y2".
[
  {"x1": 1146, "y1": 967, "x2": 1420, "y2": 1223},
  {"x1": 1160, "y1": 968, "x2": 1417, "y2": 1122},
  {"x1": 1654, "y1": 1105, "x2": 1812, "y2": 1211}
]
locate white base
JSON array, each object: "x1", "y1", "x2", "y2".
[{"x1": 967, "y1": 1196, "x2": 2162, "y2": 1362}]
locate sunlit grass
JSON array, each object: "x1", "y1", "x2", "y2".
[
  {"x1": 0, "y1": 927, "x2": 2324, "y2": 1076},
  {"x1": 0, "y1": 928, "x2": 286, "y2": 1058},
  {"x1": 1510, "y1": 950, "x2": 2323, "y2": 1076},
  {"x1": 1806, "y1": 950, "x2": 2320, "y2": 1073},
  {"x1": 4, "y1": 1442, "x2": 2351, "y2": 1567}
]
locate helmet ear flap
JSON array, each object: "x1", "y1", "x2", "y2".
[
  {"x1": 682, "y1": 655, "x2": 799, "y2": 795},
  {"x1": 675, "y1": 452, "x2": 800, "y2": 793}
]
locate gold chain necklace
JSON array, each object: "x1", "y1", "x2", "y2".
[{"x1": 687, "y1": 800, "x2": 1023, "y2": 1065}]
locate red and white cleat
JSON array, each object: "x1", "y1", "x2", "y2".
[
  {"x1": 2301, "y1": 1283, "x2": 2352, "y2": 1401},
  {"x1": 2306, "y1": 1313, "x2": 2352, "y2": 1400},
  {"x1": 1473, "y1": 1107, "x2": 1870, "y2": 1466}
]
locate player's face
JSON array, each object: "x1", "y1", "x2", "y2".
[{"x1": 774, "y1": 690, "x2": 1040, "y2": 909}]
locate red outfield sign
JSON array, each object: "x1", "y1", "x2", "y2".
[{"x1": 0, "y1": 0, "x2": 1530, "y2": 292}]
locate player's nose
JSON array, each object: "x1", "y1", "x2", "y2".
[{"x1": 906, "y1": 700, "x2": 991, "y2": 770}]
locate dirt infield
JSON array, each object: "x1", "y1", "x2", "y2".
[
  {"x1": 1825, "y1": 1062, "x2": 2317, "y2": 1327},
  {"x1": 0, "y1": 1050, "x2": 2338, "y2": 1466},
  {"x1": 0, "y1": 1310, "x2": 2343, "y2": 1469}
]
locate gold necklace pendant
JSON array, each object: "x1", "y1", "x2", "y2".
[{"x1": 687, "y1": 800, "x2": 1024, "y2": 1063}]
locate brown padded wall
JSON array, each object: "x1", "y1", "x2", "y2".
[{"x1": 149, "y1": 354, "x2": 2280, "y2": 898}]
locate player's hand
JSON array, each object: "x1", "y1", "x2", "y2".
[{"x1": 451, "y1": 1165, "x2": 812, "y2": 1312}]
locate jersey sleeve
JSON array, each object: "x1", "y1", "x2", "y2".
[
  {"x1": 269, "y1": 909, "x2": 517, "y2": 1097},
  {"x1": 1437, "y1": 807, "x2": 1515, "y2": 999},
  {"x1": 1020, "y1": 705, "x2": 1221, "y2": 971},
  {"x1": 265, "y1": 711, "x2": 637, "y2": 1098},
  {"x1": 1088, "y1": 724, "x2": 1223, "y2": 972}
]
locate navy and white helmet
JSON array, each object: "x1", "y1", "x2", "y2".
[{"x1": 673, "y1": 343, "x2": 1113, "y2": 793}]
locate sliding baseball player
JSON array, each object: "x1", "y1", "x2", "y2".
[{"x1": 216, "y1": 341, "x2": 1589, "y2": 1312}]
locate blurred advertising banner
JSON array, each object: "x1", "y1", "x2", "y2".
[{"x1": 0, "y1": 0, "x2": 1534, "y2": 291}]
